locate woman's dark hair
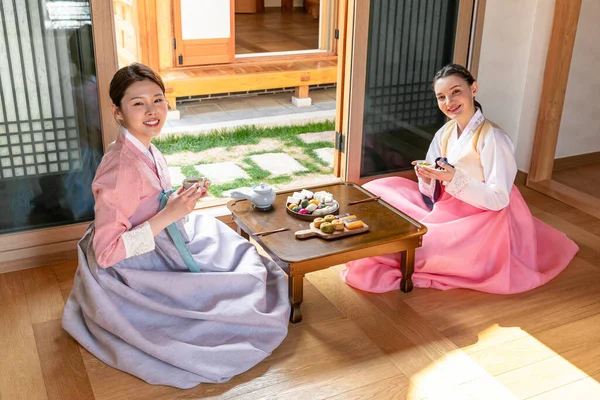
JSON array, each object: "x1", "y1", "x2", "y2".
[
  {"x1": 109, "y1": 63, "x2": 165, "y2": 108},
  {"x1": 432, "y1": 63, "x2": 482, "y2": 111}
]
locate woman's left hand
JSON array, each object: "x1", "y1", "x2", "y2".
[{"x1": 417, "y1": 160, "x2": 455, "y2": 183}]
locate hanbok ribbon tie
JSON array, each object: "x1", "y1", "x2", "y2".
[
  {"x1": 432, "y1": 157, "x2": 454, "y2": 203},
  {"x1": 423, "y1": 157, "x2": 455, "y2": 210},
  {"x1": 158, "y1": 190, "x2": 200, "y2": 273}
]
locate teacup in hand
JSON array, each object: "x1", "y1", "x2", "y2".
[
  {"x1": 182, "y1": 177, "x2": 207, "y2": 190},
  {"x1": 413, "y1": 160, "x2": 432, "y2": 168}
]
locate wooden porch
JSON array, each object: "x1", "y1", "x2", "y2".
[
  {"x1": 161, "y1": 55, "x2": 338, "y2": 110},
  {"x1": 113, "y1": 0, "x2": 339, "y2": 110}
]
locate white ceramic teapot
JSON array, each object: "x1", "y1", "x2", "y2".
[{"x1": 230, "y1": 183, "x2": 276, "y2": 210}]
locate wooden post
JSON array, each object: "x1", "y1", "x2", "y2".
[
  {"x1": 295, "y1": 85, "x2": 309, "y2": 98},
  {"x1": 292, "y1": 85, "x2": 311, "y2": 107},
  {"x1": 527, "y1": 0, "x2": 582, "y2": 183},
  {"x1": 282, "y1": 0, "x2": 293, "y2": 12},
  {"x1": 166, "y1": 96, "x2": 177, "y2": 111},
  {"x1": 90, "y1": 0, "x2": 119, "y2": 151}
]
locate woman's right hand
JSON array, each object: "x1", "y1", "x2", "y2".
[
  {"x1": 164, "y1": 183, "x2": 205, "y2": 221},
  {"x1": 412, "y1": 161, "x2": 432, "y2": 184},
  {"x1": 149, "y1": 184, "x2": 204, "y2": 235}
]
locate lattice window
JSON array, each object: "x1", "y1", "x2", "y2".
[
  {"x1": 0, "y1": 118, "x2": 82, "y2": 179},
  {"x1": 0, "y1": 0, "x2": 87, "y2": 182}
]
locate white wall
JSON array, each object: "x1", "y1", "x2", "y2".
[
  {"x1": 476, "y1": 0, "x2": 555, "y2": 171},
  {"x1": 181, "y1": 0, "x2": 230, "y2": 39},
  {"x1": 555, "y1": 0, "x2": 600, "y2": 158},
  {"x1": 265, "y1": 0, "x2": 304, "y2": 7}
]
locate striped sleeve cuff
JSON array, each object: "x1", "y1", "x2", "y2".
[{"x1": 122, "y1": 221, "x2": 155, "y2": 259}]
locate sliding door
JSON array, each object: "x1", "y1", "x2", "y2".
[{"x1": 339, "y1": 0, "x2": 475, "y2": 183}]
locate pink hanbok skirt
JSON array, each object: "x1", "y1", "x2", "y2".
[{"x1": 342, "y1": 177, "x2": 578, "y2": 294}]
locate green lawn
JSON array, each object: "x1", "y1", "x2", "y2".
[
  {"x1": 154, "y1": 121, "x2": 336, "y2": 197},
  {"x1": 153, "y1": 121, "x2": 335, "y2": 154}
]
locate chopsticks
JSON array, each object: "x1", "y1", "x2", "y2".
[
  {"x1": 348, "y1": 196, "x2": 381, "y2": 205},
  {"x1": 253, "y1": 227, "x2": 290, "y2": 237}
]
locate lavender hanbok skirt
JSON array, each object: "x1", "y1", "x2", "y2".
[{"x1": 62, "y1": 214, "x2": 290, "y2": 389}]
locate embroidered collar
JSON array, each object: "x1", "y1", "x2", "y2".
[
  {"x1": 124, "y1": 128, "x2": 155, "y2": 165},
  {"x1": 461, "y1": 108, "x2": 485, "y2": 136},
  {"x1": 448, "y1": 109, "x2": 485, "y2": 162}
]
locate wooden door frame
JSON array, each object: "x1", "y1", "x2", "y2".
[
  {"x1": 340, "y1": 0, "x2": 480, "y2": 185},
  {"x1": 333, "y1": 0, "x2": 348, "y2": 177},
  {"x1": 0, "y1": 0, "x2": 119, "y2": 273},
  {"x1": 157, "y1": 0, "x2": 341, "y2": 69},
  {"x1": 95, "y1": 0, "x2": 121, "y2": 150},
  {"x1": 172, "y1": 0, "x2": 235, "y2": 66},
  {"x1": 319, "y1": 0, "x2": 338, "y2": 52},
  {"x1": 525, "y1": 0, "x2": 600, "y2": 219},
  {"x1": 469, "y1": 0, "x2": 486, "y2": 79}
]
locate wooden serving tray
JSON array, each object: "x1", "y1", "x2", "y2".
[{"x1": 295, "y1": 222, "x2": 370, "y2": 240}]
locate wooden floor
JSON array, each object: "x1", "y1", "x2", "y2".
[
  {"x1": 235, "y1": 8, "x2": 320, "y2": 54},
  {"x1": 2, "y1": 183, "x2": 600, "y2": 399},
  {"x1": 553, "y1": 161, "x2": 600, "y2": 198}
]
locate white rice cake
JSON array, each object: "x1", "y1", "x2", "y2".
[
  {"x1": 286, "y1": 196, "x2": 302, "y2": 205},
  {"x1": 300, "y1": 189, "x2": 314, "y2": 199}
]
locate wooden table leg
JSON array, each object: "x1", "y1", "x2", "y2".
[
  {"x1": 237, "y1": 226, "x2": 249, "y2": 240},
  {"x1": 400, "y1": 248, "x2": 415, "y2": 292},
  {"x1": 288, "y1": 272, "x2": 304, "y2": 323},
  {"x1": 281, "y1": 0, "x2": 293, "y2": 12}
]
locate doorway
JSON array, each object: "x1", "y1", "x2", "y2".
[
  {"x1": 171, "y1": 0, "x2": 337, "y2": 66},
  {"x1": 235, "y1": 4, "x2": 320, "y2": 54}
]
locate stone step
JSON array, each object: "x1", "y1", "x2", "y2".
[
  {"x1": 314, "y1": 148, "x2": 334, "y2": 168},
  {"x1": 194, "y1": 162, "x2": 249, "y2": 185},
  {"x1": 250, "y1": 153, "x2": 308, "y2": 176}
]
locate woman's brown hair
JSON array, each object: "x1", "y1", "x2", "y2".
[
  {"x1": 432, "y1": 64, "x2": 482, "y2": 111},
  {"x1": 109, "y1": 63, "x2": 165, "y2": 108}
]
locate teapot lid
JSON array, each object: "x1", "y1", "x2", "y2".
[{"x1": 253, "y1": 183, "x2": 272, "y2": 194}]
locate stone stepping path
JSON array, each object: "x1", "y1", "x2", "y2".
[
  {"x1": 170, "y1": 149, "x2": 333, "y2": 187},
  {"x1": 166, "y1": 131, "x2": 336, "y2": 191},
  {"x1": 250, "y1": 153, "x2": 308, "y2": 176},
  {"x1": 194, "y1": 162, "x2": 249, "y2": 185}
]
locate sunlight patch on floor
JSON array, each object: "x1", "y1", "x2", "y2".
[{"x1": 405, "y1": 323, "x2": 600, "y2": 399}]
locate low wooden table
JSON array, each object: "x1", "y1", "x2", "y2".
[{"x1": 227, "y1": 182, "x2": 427, "y2": 323}]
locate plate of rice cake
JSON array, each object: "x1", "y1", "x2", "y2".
[
  {"x1": 286, "y1": 189, "x2": 339, "y2": 221},
  {"x1": 295, "y1": 214, "x2": 369, "y2": 240}
]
